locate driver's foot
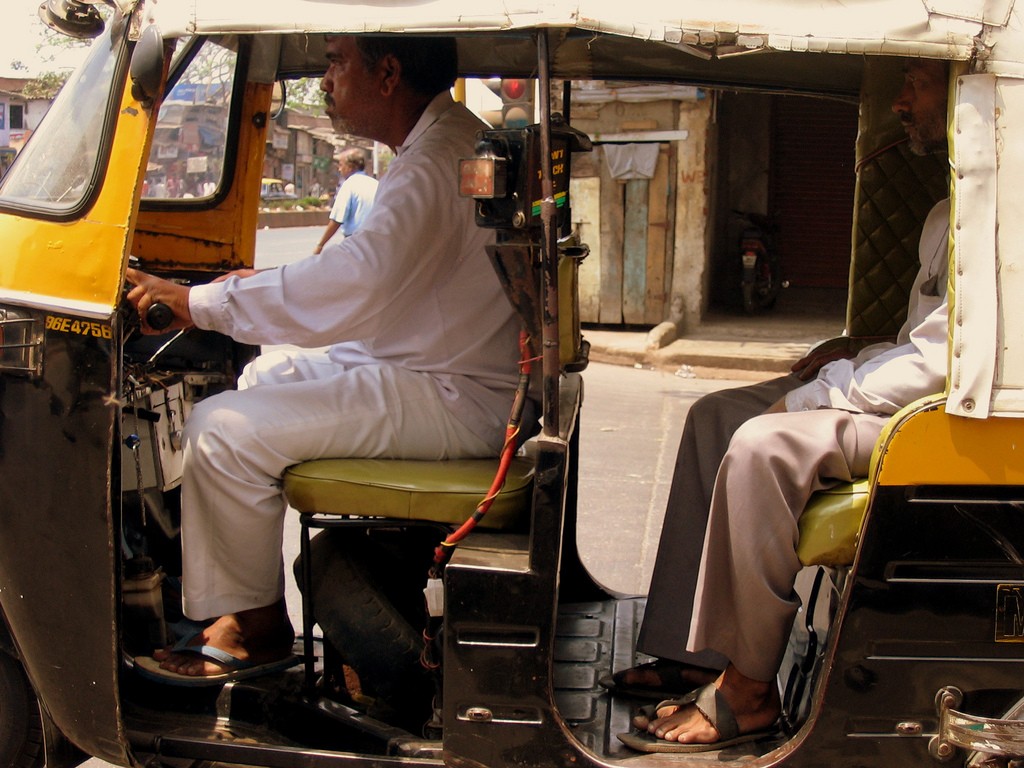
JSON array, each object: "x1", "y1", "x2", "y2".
[{"x1": 154, "y1": 600, "x2": 294, "y2": 677}]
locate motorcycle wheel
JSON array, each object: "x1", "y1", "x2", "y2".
[
  {"x1": 0, "y1": 652, "x2": 43, "y2": 768},
  {"x1": 741, "y1": 280, "x2": 757, "y2": 314},
  {"x1": 743, "y1": 253, "x2": 779, "y2": 313}
]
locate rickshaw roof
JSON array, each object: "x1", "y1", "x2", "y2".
[
  {"x1": 142, "y1": 0, "x2": 1024, "y2": 95},
  {"x1": 148, "y1": 0, "x2": 995, "y2": 57}
]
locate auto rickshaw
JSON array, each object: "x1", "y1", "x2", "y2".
[{"x1": 2, "y1": 1, "x2": 1024, "y2": 767}]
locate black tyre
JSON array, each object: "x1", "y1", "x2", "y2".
[
  {"x1": 302, "y1": 528, "x2": 437, "y2": 730},
  {"x1": 741, "y1": 279, "x2": 757, "y2": 314},
  {"x1": 742, "y1": 253, "x2": 780, "y2": 313},
  {"x1": 0, "y1": 652, "x2": 43, "y2": 768}
]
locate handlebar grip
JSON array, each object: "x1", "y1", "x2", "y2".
[{"x1": 146, "y1": 302, "x2": 174, "y2": 331}]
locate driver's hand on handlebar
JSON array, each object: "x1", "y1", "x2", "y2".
[{"x1": 125, "y1": 267, "x2": 194, "y2": 334}]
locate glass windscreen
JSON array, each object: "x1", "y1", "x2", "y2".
[
  {"x1": 142, "y1": 36, "x2": 239, "y2": 201},
  {"x1": 0, "y1": 25, "x2": 125, "y2": 211}
]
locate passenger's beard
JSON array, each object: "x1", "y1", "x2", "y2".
[
  {"x1": 909, "y1": 135, "x2": 947, "y2": 156},
  {"x1": 907, "y1": 114, "x2": 947, "y2": 156}
]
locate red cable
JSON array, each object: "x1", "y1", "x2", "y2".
[{"x1": 430, "y1": 331, "x2": 533, "y2": 572}]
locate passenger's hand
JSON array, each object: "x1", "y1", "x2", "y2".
[
  {"x1": 791, "y1": 335, "x2": 895, "y2": 381},
  {"x1": 763, "y1": 397, "x2": 788, "y2": 414},
  {"x1": 791, "y1": 337, "x2": 857, "y2": 381},
  {"x1": 125, "y1": 268, "x2": 194, "y2": 334}
]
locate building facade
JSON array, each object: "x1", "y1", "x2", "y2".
[
  {"x1": 0, "y1": 77, "x2": 53, "y2": 175},
  {"x1": 567, "y1": 82, "x2": 858, "y2": 333}
]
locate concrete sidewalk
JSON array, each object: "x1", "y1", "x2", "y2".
[{"x1": 584, "y1": 304, "x2": 848, "y2": 380}]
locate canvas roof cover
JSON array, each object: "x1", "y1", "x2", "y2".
[{"x1": 148, "y1": 0, "x2": 998, "y2": 57}]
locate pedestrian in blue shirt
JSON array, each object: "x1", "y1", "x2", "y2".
[{"x1": 314, "y1": 148, "x2": 378, "y2": 253}]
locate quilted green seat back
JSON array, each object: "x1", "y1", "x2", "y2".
[{"x1": 797, "y1": 63, "x2": 951, "y2": 568}]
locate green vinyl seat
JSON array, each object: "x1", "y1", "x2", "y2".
[
  {"x1": 797, "y1": 479, "x2": 870, "y2": 568},
  {"x1": 285, "y1": 456, "x2": 534, "y2": 530},
  {"x1": 284, "y1": 455, "x2": 535, "y2": 687}
]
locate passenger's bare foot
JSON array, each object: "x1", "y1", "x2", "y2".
[
  {"x1": 154, "y1": 600, "x2": 294, "y2": 677},
  {"x1": 633, "y1": 665, "x2": 780, "y2": 744}
]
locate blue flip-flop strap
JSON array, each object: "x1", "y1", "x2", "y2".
[
  {"x1": 170, "y1": 628, "x2": 203, "y2": 652},
  {"x1": 169, "y1": 630, "x2": 251, "y2": 670},
  {"x1": 183, "y1": 644, "x2": 250, "y2": 670}
]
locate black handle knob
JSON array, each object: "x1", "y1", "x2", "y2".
[{"x1": 146, "y1": 302, "x2": 174, "y2": 331}]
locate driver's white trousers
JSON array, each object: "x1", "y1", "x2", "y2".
[{"x1": 178, "y1": 348, "x2": 500, "y2": 621}]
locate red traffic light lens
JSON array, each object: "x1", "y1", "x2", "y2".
[{"x1": 500, "y1": 79, "x2": 527, "y2": 100}]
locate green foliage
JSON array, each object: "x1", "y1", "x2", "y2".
[
  {"x1": 21, "y1": 71, "x2": 68, "y2": 100},
  {"x1": 261, "y1": 196, "x2": 330, "y2": 211},
  {"x1": 7, "y1": 10, "x2": 97, "y2": 99},
  {"x1": 286, "y1": 78, "x2": 327, "y2": 115}
]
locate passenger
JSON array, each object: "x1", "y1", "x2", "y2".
[
  {"x1": 612, "y1": 58, "x2": 950, "y2": 751},
  {"x1": 125, "y1": 35, "x2": 521, "y2": 684},
  {"x1": 314, "y1": 147, "x2": 379, "y2": 253}
]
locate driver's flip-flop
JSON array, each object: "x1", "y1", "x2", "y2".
[{"x1": 132, "y1": 630, "x2": 298, "y2": 687}]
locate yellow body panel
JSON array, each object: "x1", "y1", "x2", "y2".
[
  {"x1": 876, "y1": 403, "x2": 1024, "y2": 486},
  {"x1": 0, "y1": 85, "x2": 151, "y2": 313}
]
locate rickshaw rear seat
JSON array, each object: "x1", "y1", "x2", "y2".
[
  {"x1": 283, "y1": 456, "x2": 535, "y2": 686},
  {"x1": 796, "y1": 113, "x2": 945, "y2": 567},
  {"x1": 793, "y1": 392, "x2": 948, "y2": 569},
  {"x1": 797, "y1": 479, "x2": 870, "y2": 567}
]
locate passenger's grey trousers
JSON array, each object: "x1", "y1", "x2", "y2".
[{"x1": 637, "y1": 374, "x2": 887, "y2": 681}]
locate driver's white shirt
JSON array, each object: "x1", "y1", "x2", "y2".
[{"x1": 188, "y1": 92, "x2": 520, "y2": 443}]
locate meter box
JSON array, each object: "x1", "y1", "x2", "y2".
[{"x1": 459, "y1": 117, "x2": 592, "y2": 233}]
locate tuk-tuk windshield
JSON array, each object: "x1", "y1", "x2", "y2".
[
  {"x1": 0, "y1": 24, "x2": 126, "y2": 214},
  {"x1": 142, "y1": 36, "x2": 239, "y2": 202}
]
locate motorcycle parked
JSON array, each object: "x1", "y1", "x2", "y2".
[{"x1": 736, "y1": 210, "x2": 787, "y2": 313}]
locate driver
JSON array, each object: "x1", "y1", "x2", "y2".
[{"x1": 126, "y1": 35, "x2": 521, "y2": 684}]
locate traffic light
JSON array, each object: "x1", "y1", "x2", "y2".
[{"x1": 499, "y1": 78, "x2": 535, "y2": 128}]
